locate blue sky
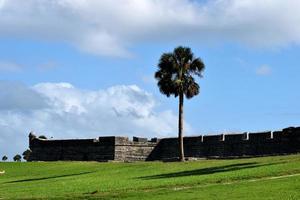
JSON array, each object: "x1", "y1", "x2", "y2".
[{"x1": 0, "y1": 0, "x2": 300, "y2": 158}]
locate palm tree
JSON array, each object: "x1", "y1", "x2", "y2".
[{"x1": 155, "y1": 46, "x2": 205, "y2": 161}]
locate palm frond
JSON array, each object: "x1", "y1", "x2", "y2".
[
  {"x1": 189, "y1": 58, "x2": 205, "y2": 77},
  {"x1": 155, "y1": 46, "x2": 204, "y2": 99}
]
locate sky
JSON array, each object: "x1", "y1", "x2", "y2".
[{"x1": 1, "y1": 0, "x2": 300, "y2": 159}]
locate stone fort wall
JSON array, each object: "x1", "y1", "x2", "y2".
[{"x1": 28, "y1": 126, "x2": 300, "y2": 162}]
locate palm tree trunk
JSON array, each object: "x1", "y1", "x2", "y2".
[{"x1": 178, "y1": 92, "x2": 185, "y2": 161}]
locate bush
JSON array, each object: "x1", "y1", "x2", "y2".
[
  {"x1": 13, "y1": 154, "x2": 21, "y2": 162},
  {"x1": 22, "y1": 149, "x2": 32, "y2": 161},
  {"x1": 2, "y1": 156, "x2": 8, "y2": 161},
  {"x1": 38, "y1": 135, "x2": 47, "y2": 139}
]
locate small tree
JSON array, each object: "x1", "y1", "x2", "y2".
[
  {"x1": 2, "y1": 156, "x2": 8, "y2": 162},
  {"x1": 22, "y1": 149, "x2": 32, "y2": 161},
  {"x1": 13, "y1": 154, "x2": 21, "y2": 162}
]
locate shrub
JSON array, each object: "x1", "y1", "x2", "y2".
[
  {"x1": 38, "y1": 135, "x2": 47, "y2": 139},
  {"x1": 22, "y1": 149, "x2": 32, "y2": 161},
  {"x1": 13, "y1": 154, "x2": 21, "y2": 162},
  {"x1": 2, "y1": 155, "x2": 8, "y2": 162}
]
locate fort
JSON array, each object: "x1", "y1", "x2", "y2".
[{"x1": 28, "y1": 126, "x2": 300, "y2": 162}]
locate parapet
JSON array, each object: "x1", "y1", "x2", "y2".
[
  {"x1": 133, "y1": 137, "x2": 148, "y2": 143},
  {"x1": 249, "y1": 131, "x2": 272, "y2": 141},
  {"x1": 203, "y1": 134, "x2": 224, "y2": 143},
  {"x1": 224, "y1": 133, "x2": 248, "y2": 142},
  {"x1": 27, "y1": 126, "x2": 300, "y2": 162},
  {"x1": 28, "y1": 132, "x2": 37, "y2": 140}
]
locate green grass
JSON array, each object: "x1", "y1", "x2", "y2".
[{"x1": 1, "y1": 154, "x2": 300, "y2": 199}]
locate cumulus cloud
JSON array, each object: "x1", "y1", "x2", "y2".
[
  {"x1": 0, "y1": 81, "x2": 191, "y2": 159},
  {"x1": 0, "y1": 0, "x2": 300, "y2": 57},
  {"x1": 256, "y1": 65, "x2": 272, "y2": 76}
]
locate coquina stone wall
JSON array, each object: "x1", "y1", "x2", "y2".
[
  {"x1": 28, "y1": 126, "x2": 300, "y2": 162},
  {"x1": 28, "y1": 134, "x2": 158, "y2": 162}
]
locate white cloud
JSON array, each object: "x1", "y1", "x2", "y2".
[
  {"x1": 0, "y1": 61, "x2": 22, "y2": 72},
  {"x1": 0, "y1": 0, "x2": 300, "y2": 57},
  {"x1": 0, "y1": 81, "x2": 191, "y2": 159},
  {"x1": 256, "y1": 65, "x2": 272, "y2": 76}
]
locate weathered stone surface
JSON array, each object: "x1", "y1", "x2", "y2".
[{"x1": 28, "y1": 126, "x2": 300, "y2": 162}]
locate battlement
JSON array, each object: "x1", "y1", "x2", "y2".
[{"x1": 28, "y1": 126, "x2": 300, "y2": 162}]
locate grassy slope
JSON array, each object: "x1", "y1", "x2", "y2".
[{"x1": 0, "y1": 155, "x2": 300, "y2": 199}]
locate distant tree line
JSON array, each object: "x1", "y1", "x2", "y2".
[{"x1": 1, "y1": 149, "x2": 32, "y2": 162}]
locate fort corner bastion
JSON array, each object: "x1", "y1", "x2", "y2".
[{"x1": 28, "y1": 126, "x2": 300, "y2": 162}]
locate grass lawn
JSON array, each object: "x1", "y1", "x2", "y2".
[{"x1": 0, "y1": 154, "x2": 300, "y2": 199}]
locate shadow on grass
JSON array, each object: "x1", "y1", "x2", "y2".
[
  {"x1": 139, "y1": 162, "x2": 283, "y2": 180},
  {"x1": 4, "y1": 171, "x2": 94, "y2": 184}
]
